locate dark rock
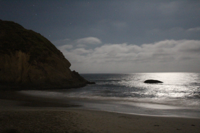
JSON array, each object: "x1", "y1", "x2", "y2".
[
  {"x1": 86, "y1": 81, "x2": 96, "y2": 84},
  {"x1": 144, "y1": 79, "x2": 163, "y2": 84},
  {"x1": 0, "y1": 20, "x2": 91, "y2": 90}
]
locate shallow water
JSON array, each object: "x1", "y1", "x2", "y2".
[{"x1": 20, "y1": 73, "x2": 200, "y2": 118}]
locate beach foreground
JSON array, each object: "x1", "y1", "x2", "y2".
[
  {"x1": 0, "y1": 92, "x2": 200, "y2": 133},
  {"x1": 1, "y1": 109, "x2": 200, "y2": 133}
]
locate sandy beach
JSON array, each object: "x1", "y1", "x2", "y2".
[{"x1": 0, "y1": 91, "x2": 200, "y2": 133}]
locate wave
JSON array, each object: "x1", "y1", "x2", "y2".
[{"x1": 20, "y1": 90, "x2": 200, "y2": 109}]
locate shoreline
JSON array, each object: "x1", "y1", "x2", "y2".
[
  {"x1": 1, "y1": 91, "x2": 200, "y2": 133},
  {"x1": 1, "y1": 90, "x2": 200, "y2": 118}
]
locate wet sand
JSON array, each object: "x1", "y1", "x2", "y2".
[{"x1": 0, "y1": 91, "x2": 200, "y2": 133}]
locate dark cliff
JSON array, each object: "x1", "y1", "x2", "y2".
[{"x1": 0, "y1": 20, "x2": 90, "y2": 90}]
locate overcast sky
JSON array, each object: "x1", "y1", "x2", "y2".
[{"x1": 0, "y1": 0, "x2": 200, "y2": 73}]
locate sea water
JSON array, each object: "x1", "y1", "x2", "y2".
[{"x1": 20, "y1": 73, "x2": 200, "y2": 118}]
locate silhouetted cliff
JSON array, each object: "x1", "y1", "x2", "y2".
[{"x1": 0, "y1": 20, "x2": 90, "y2": 90}]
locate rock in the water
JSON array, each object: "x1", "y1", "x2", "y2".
[
  {"x1": 0, "y1": 20, "x2": 93, "y2": 90},
  {"x1": 144, "y1": 79, "x2": 163, "y2": 84},
  {"x1": 87, "y1": 81, "x2": 96, "y2": 84}
]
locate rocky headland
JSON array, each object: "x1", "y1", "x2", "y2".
[
  {"x1": 0, "y1": 20, "x2": 92, "y2": 90},
  {"x1": 144, "y1": 79, "x2": 163, "y2": 84}
]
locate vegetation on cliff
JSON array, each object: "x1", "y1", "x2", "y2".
[{"x1": 0, "y1": 20, "x2": 65, "y2": 64}]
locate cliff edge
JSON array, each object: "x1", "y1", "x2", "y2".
[{"x1": 0, "y1": 20, "x2": 90, "y2": 90}]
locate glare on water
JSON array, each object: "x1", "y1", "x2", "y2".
[
  {"x1": 20, "y1": 73, "x2": 200, "y2": 118},
  {"x1": 118, "y1": 73, "x2": 200, "y2": 105},
  {"x1": 20, "y1": 73, "x2": 200, "y2": 108}
]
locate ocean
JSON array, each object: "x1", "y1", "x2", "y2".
[{"x1": 20, "y1": 73, "x2": 200, "y2": 118}]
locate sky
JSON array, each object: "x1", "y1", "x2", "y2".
[{"x1": 0, "y1": 0, "x2": 200, "y2": 73}]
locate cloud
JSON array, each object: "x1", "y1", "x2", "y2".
[
  {"x1": 187, "y1": 27, "x2": 200, "y2": 32},
  {"x1": 76, "y1": 37, "x2": 101, "y2": 46},
  {"x1": 59, "y1": 38, "x2": 200, "y2": 73},
  {"x1": 55, "y1": 37, "x2": 102, "y2": 49},
  {"x1": 59, "y1": 44, "x2": 73, "y2": 50},
  {"x1": 145, "y1": 27, "x2": 200, "y2": 43},
  {"x1": 72, "y1": 48, "x2": 92, "y2": 55}
]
